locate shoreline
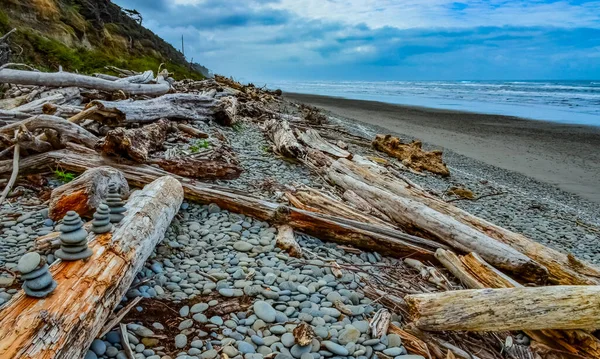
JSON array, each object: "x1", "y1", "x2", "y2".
[{"x1": 285, "y1": 92, "x2": 600, "y2": 204}]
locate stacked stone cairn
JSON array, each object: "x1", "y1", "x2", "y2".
[
  {"x1": 91, "y1": 203, "x2": 112, "y2": 234},
  {"x1": 106, "y1": 184, "x2": 126, "y2": 223},
  {"x1": 18, "y1": 252, "x2": 57, "y2": 298},
  {"x1": 55, "y1": 211, "x2": 93, "y2": 261}
]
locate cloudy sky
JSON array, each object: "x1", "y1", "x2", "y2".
[{"x1": 112, "y1": 0, "x2": 600, "y2": 82}]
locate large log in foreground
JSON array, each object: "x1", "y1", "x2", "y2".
[
  {"x1": 405, "y1": 286, "x2": 600, "y2": 332},
  {"x1": 0, "y1": 69, "x2": 170, "y2": 96},
  {"x1": 0, "y1": 176, "x2": 183, "y2": 358}
]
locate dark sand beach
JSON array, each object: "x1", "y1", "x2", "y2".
[{"x1": 285, "y1": 93, "x2": 600, "y2": 203}]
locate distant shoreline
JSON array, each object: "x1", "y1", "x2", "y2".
[{"x1": 285, "y1": 92, "x2": 600, "y2": 203}]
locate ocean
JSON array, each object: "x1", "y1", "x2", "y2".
[{"x1": 266, "y1": 80, "x2": 600, "y2": 126}]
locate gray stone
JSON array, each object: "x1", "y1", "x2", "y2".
[
  {"x1": 338, "y1": 326, "x2": 360, "y2": 345},
  {"x1": 233, "y1": 241, "x2": 253, "y2": 252},
  {"x1": 90, "y1": 339, "x2": 107, "y2": 355},
  {"x1": 253, "y1": 300, "x2": 276, "y2": 323},
  {"x1": 175, "y1": 334, "x2": 187, "y2": 348},
  {"x1": 323, "y1": 341, "x2": 349, "y2": 356},
  {"x1": 17, "y1": 252, "x2": 41, "y2": 274},
  {"x1": 238, "y1": 341, "x2": 256, "y2": 354}
]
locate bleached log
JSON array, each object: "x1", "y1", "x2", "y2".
[
  {"x1": 96, "y1": 119, "x2": 169, "y2": 162},
  {"x1": 48, "y1": 166, "x2": 129, "y2": 220},
  {"x1": 0, "y1": 109, "x2": 32, "y2": 121},
  {"x1": 275, "y1": 225, "x2": 302, "y2": 257},
  {"x1": 0, "y1": 115, "x2": 98, "y2": 149},
  {"x1": 0, "y1": 176, "x2": 183, "y2": 358},
  {"x1": 90, "y1": 93, "x2": 217, "y2": 123},
  {"x1": 115, "y1": 70, "x2": 154, "y2": 84},
  {"x1": 11, "y1": 93, "x2": 65, "y2": 113},
  {"x1": 264, "y1": 118, "x2": 303, "y2": 158},
  {"x1": 297, "y1": 128, "x2": 352, "y2": 159},
  {"x1": 405, "y1": 286, "x2": 600, "y2": 332},
  {"x1": 0, "y1": 69, "x2": 170, "y2": 96},
  {"x1": 213, "y1": 96, "x2": 238, "y2": 126},
  {"x1": 327, "y1": 165, "x2": 547, "y2": 282},
  {"x1": 332, "y1": 158, "x2": 600, "y2": 285}
]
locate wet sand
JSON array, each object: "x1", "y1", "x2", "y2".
[{"x1": 285, "y1": 93, "x2": 600, "y2": 203}]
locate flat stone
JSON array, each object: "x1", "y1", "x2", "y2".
[
  {"x1": 383, "y1": 347, "x2": 404, "y2": 356},
  {"x1": 174, "y1": 334, "x2": 187, "y2": 348},
  {"x1": 237, "y1": 341, "x2": 256, "y2": 354},
  {"x1": 17, "y1": 252, "x2": 41, "y2": 274},
  {"x1": 190, "y1": 302, "x2": 209, "y2": 313},
  {"x1": 24, "y1": 272, "x2": 53, "y2": 290},
  {"x1": 56, "y1": 247, "x2": 93, "y2": 261},
  {"x1": 233, "y1": 241, "x2": 253, "y2": 252},
  {"x1": 323, "y1": 341, "x2": 349, "y2": 356},
  {"x1": 23, "y1": 279, "x2": 57, "y2": 298},
  {"x1": 338, "y1": 326, "x2": 360, "y2": 345},
  {"x1": 90, "y1": 339, "x2": 107, "y2": 356},
  {"x1": 253, "y1": 301, "x2": 276, "y2": 323}
]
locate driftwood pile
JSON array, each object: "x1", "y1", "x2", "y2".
[{"x1": 1, "y1": 62, "x2": 600, "y2": 359}]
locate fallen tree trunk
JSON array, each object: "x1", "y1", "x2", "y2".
[
  {"x1": 213, "y1": 96, "x2": 238, "y2": 126},
  {"x1": 327, "y1": 165, "x2": 548, "y2": 282},
  {"x1": 264, "y1": 118, "x2": 303, "y2": 158},
  {"x1": 5, "y1": 146, "x2": 440, "y2": 260},
  {"x1": 90, "y1": 93, "x2": 217, "y2": 123},
  {"x1": 48, "y1": 166, "x2": 129, "y2": 220},
  {"x1": 405, "y1": 286, "x2": 600, "y2": 332},
  {"x1": 0, "y1": 69, "x2": 170, "y2": 96},
  {"x1": 0, "y1": 176, "x2": 183, "y2": 358},
  {"x1": 149, "y1": 157, "x2": 242, "y2": 180},
  {"x1": 0, "y1": 115, "x2": 98, "y2": 149},
  {"x1": 435, "y1": 249, "x2": 600, "y2": 359},
  {"x1": 331, "y1": 158, "x2": 600, "y2": 285},
  {"x1": 297, "y1": 128, "x2": 352, "y2": 159}
]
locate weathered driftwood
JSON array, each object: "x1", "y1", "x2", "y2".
[
  {"x1": 177, "y1": 123, "x2": 209, "y2": 138},
  {"x1": 95, "y1": 119, "x2": 168, "y2": 162},
  {"x1": 11, "y1": 93, "x2": 65, "y2": 114},
  {"x1": 90, "y1": 94, "x2": 216, "y2": 123},
  {"x1": 150, "y1": 157, "x2": 242, "y2": 180},
  {"x1": 8, "y1": 146, "x2": 440, "y2": 260},
  {"x1": 115, "y1": 70, "x2": 154, "y2": 84},
  {"x1": 405, "y1": 286, "x2": 600, "y2": 332},
  {"x1": 0, "y1": 109, "x2": 30, "y2": 121},
  {"x1": 275, "y1": 224, "x2": 301, "y2": 257},
  {"x1": 0, "y1": 115, "x2": 98, "y2": 149},
  {"x1": 331, "y1": 158, "x2": 600, "y2": 285},
  {"x1": 436, "y1": 249, "x2": 600, "y2": 359},
  {"x1": 48, "y1": 166, "x2": 129, "y2": 220},
  {"x1": 297, "y1": 128, "x2": 352, "y2": 159},
  {"x1": 372, "y1": 134, "x2": 449, "y2": 176},
  {"x1": 264, "y1": 118, "x2": 303, "y2": 158},
  {"x1": 327, "y1": 162, "x2": 547, "y2": 282},
  {"x1": 0, "y1": 176, "x2": 183, "y2": 358},
  {"x1": 213, "y1": 96, "x2": 238, "y2": 126},
  {"x1": 342, "y1": 190, "x2": 392, "y2": 222},
  {"x1": 0, "y1": 69, "x2": 170, "y2": 96}
]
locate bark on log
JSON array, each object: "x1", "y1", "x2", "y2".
[
  {"x1": 264, "y1": 118, "x2": 303, "y2": 158},
  {"x1": 275, "y1": 224, "x2": 302, "y2": 257},
  {"x1": 0, "y1": 69, "x2": 170, "y2": 96},
  {"x1": 0, "y1": 176, "x2": 183, "y2": 358},
  {"x1": 372, "y1": 134, "x2": 449, "y2": 176},
  {"x1": 297, "y1": 128, "x2": 352, "y2": 159},
  {"x1": 0, "y1": 115, "x2": 98, "y2": 149},
  {"x1": 7, "y1": 147, "x2": 440, "y2": 260},
  {"x1": 48, "y1": 166, "x2": 129, "y2": 220},
  {"x1": 331, "y1": 158, "x2": 600, "y2": 285},
  {"x1": 327, "y1": 164, "x2": 547, "y2": 282},
  {"x1": 177, "y1": 123, "x2": 209, "y2": 138},
  {"x1": 95, "y1": 119, "x2": 168, "y2": 162},
  {"x1": 150, "y1": 157, "x2": 242, "y2": 180},
  {"x1": 90, "y1": 94, "x2": 216, "y2": 123},
  {"x1": 213, "y1": 96, "x2": 238, "y2": 126},
  {"x1": 406, "y1": 286, "x2": 600, "y2": 331}
]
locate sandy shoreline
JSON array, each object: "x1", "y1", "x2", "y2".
[{"x1": 285, "y1": 92, "x2": 600, "y2": 204}]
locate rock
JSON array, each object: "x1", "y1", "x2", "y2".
[
  {"x1": 323, "y1": 341, "x2": 349, "y2": 356},
  {"x1": 106, "y1": 183, "x2": 127, "y2": 223},
  {"x1": 190, "y1": 302, "x2": 209, "y2": 313},
  {"x1": 84, "y1": 350, "x2": 98, "y2": 359},
  {"x1": 174, "y1": 334, "x2": 187, "y2": 348},
  {"x1": 21, "y1": 262, "x2": 57, "y2": 298},
  {"x1": 281, "y1": 332, "x2": 295, "y2": 347},
  {"x1": 233, "y1": 241, "x2": 253, "y2": 252},
  {"x1": 55, "y1": 211, "x2": 93, "y2": 261},
  {"x1": 201, "y1": 349, "x2": 218, "y2": 359},
  {"x1": 238, "y1": 341, "x2": 256, "y2": 354},
  {"x1": 91, "y1": 204, "x2": 113, "y2": 234},
  {"x1": 48, "y1": 167, "x2": 129, "y2": 220},
  {"x1": 388, "y1": 333, "x2": 402, "y2": 347},
  {"x1": 17, "y1": 252, "x2": 41, "y2": 273},
  {"x1": 383, "y1": 347, "x2": 404, "y2": 356},
  {"x1": 253, "y1": 300, "x2": 277, "y2": 323},
  {"x1": 290, "y1": 344, "x2": 312, "y2": 358},
  {"x1": 90, "y1": 339, "x2": 107, "y2": 355},
  {"x1": 338, "y1": 326, "x2": 360, "y2": 345}
]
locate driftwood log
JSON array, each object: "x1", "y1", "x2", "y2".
[
  {"x1": 48, "y1": 166, "x2": 129, "y2": 220},
  {"x1": 297, "y1": 128, "x2": 352, "y2": 159},
  {"x1": 275, "y1": 224, "x2": 301, "y2": 257},
  {"x1": 0, "y1": 69, "x2": 170, "y2": 96},
  {"x1": 264, "y1": 118, "x2": 303, "y2": 158},
  {"x1": 405, "y1": 285, "x2": 600, "y2": 332},
  {"x1": 372, "y1": 134, "x2": 449, "y2": 176},
  {"x1": 0, "y1": 176, "x2": 183, "y2": 358},
  {"x1": 96, "y1": 119, "x2": 168, "y2": 162},
  {"x1": 90, "y1": 94, "x2": 217, "y2": 123},
  {"x1": 150, "y1": 157, "x2": 242, "y2": 180}
]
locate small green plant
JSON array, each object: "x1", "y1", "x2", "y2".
[
  {"x1": 53, "y1": 169, "x2": 76, "y2": 183},
  {"x1": 232, "y1": 122, "x2": 244, "y2": 133},
  {"x1": 189, "y1": 139, "x2": 210, "y2": 153}
]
